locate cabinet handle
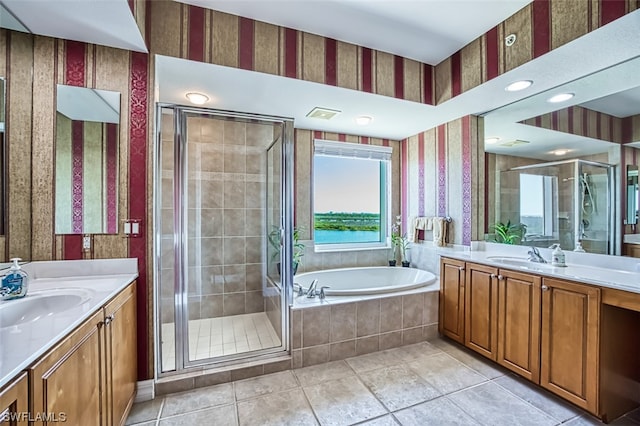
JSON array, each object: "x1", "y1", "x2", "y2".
[
  {"x1": 104, "y1": 314, "x2": 116, "y2": 326},
  {"x1": 459, "y1": 267, "x2": 465, "y2": 271},
  {"x1": 497, "y1": 275, "x2": 504, "y2": 280},
  {"x1": 541, "y1": 285, "x2": 549, "y2": 291},
  {"x1": 490, "y1": 273, "x2": 496, "y2": 278}
]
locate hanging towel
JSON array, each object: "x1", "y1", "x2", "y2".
[
  {"x1": 433, "y1": 217, "x2": 448, "y2": 247},
  {"x1": 409, "y1": 216, "x2": 433, "y2": 242}
]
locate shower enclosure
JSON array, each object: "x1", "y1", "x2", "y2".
[
  {"x1": 155, "y1": 106, "x2": 294, "y2": 375},
  {"x1": 498, "y1": 159, "x2": 614, "y2": 254}
]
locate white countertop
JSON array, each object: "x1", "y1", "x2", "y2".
[
  {"x1": 442, "y1": 243, "x2": 640, "y2": 295},
  {"x1": 0, "y1": 258, "x2": 138, "y2": 389}
]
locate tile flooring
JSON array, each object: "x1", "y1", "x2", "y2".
[
  {"x1": 130, "y1": 336, "x2": 640, "y2": 426},
  {"x1": 161, "y1": 313, "x2": 282, "y2": 370}
]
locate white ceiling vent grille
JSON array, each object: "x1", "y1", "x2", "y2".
[{"x1": 306, "y1": 107, "x2": 341, "y2": 120}]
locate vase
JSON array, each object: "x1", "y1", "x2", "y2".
[
  {"x1": 388, "y1": 260, "x2": 396, "y2": 267},
  {"x1": 401, "y1": 260, "x2": 410, "y2": 267}
]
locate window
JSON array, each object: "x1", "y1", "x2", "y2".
[
  {"x1": 520, "y1": 174, "x2": 557, "y2": 238},
  {"x1": 313, "y1": 140, "x2": 392, "y2": 251}
]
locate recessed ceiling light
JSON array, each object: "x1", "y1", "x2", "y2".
[
  {"x1": 485, "y1": 137, "x2": 500, "y2": 145},
  {"x1": 547, "y1": 93, "x2": 575, "y2": 103},
  {"x1": 553, "y1": 149, "x2": 569, "y2": 156},
  {"x1": 505, "y1": 80, "x2": 533, "y2": 92},
  {"x1": 185, "y1": 92, "x2": 209, "y2": 105},
  {"x1": 355, "y1": 116, "x2": 373, "y2": 125},
  {"x1": 306, "y1": 107, "x2": 341, "y2": 120}
]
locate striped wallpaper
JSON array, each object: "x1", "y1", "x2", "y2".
[
  {"x1": 435, "y1": 0, "x2": 639, "y2": 103},
  {"x1": 521, "y1": 106, "x2": 640, "y2": 144},
  {"x1": 401, "y1": 116, "x2": 484, "y2": 246}
]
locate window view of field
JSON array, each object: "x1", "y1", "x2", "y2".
[{"x1": 314, "y1": 155, "x2": 382, "y2": 244}]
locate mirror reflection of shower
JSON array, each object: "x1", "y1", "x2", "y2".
[{"x1": 499, "y1": 159, "x2": 614, "y2": 254}]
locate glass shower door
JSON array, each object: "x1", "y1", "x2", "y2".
[{"x1": 156, "y1": 106, "x2": 292, "y2": 374}]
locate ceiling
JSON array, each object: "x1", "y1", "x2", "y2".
[
  {"x1": 0, "y1": 0, "x2": 147, "y2": 52},
  {"x1": 179, "y1": 0, "x2": 531, "y2": 65}
]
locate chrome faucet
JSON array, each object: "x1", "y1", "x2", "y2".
[
  {"x1": 293, "y1": 283, "x2": 306, "y2": 296},
  {"x1": 306, "y1": 279, "x2": 319, "y2": 298},
  {"x1": 527, "y1": 246, "x2": 547, "y2": 263}
]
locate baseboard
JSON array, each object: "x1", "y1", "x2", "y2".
[{"x1": 134, "y1": 379, "x2": 155, "y2": 402}]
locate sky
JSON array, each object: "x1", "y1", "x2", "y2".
[{"x1": 314, "y1": 156, "x2": 380, "y2": 213}]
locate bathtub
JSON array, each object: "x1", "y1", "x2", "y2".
[{"x1": 294, "y1": 266, "x2": 437, "y2": 296}]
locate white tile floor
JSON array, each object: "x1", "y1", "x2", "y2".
[{"x1": 161, "y1": 312, "x2": 281, "y2": 370}]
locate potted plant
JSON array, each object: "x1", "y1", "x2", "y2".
[
  {"x1": 268, "y1": 226, "x2": 305, "y2": 275},
  {"x1": 391, "y1": 216, "x2": 411, "y2": 267},
  {"x1": 491, "y1": 220, "x2": 526, "y2": 245}
]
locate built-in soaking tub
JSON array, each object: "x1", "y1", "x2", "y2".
[{"x1": 294, "y1": 266, "x2": 437, "y2": 296}]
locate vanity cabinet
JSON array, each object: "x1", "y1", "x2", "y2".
[
  {"x1": 464, "y1": 263, "x2": 498, "y2": 360},
  {"x1": 0, "y1": 372, "x2": 28, "y2": 425},
  {"x1": 462, "y1": 262, "x2": 541, "y2": 381},
  {"x1": 28, "y1": 282, "x2": 136, "y2": 426},
  {"x1": 104, "y1": 284, "x2": 137, "y2": 426},
  {"x1": 496, "y1": 269, "x2": 541, "y2": 383},
  {"x1": 540, "y1": 277, "x2": 600, "y2": 413},
  {"x1": 439, "y1": 257, "x2": 466, "y2": 343},
  {"x1": 440, "y1": 258, "x2": 600, "y2": 415},
  {"x1": 30, "y1": 309, "x2": 104, "y2": 426}
]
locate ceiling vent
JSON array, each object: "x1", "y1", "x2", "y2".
[
  {"x1": 500, "y1": 139, "x2": 530, "y2": 147},
  {"x1": 306, "y1": 107, "x2": 341, "y2": 120}
]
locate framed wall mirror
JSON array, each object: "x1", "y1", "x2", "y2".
[
  {"x1": 0, "y1": 77, "x2": 5, "y2": 236},
  {"x1": 55, "y1": 84, "x2": 120, "y2": 234},
  {"x1": 482, "y1": 55, "x2": 640, "y2": 255}
]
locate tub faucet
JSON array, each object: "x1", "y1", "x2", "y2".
[
  {"x1": 293, "y1": 283, "x2": 306, "y2": 296},
  {"x1": 306, "y1": 279, "x2": 319, "y2": 298},
  {"x1": 527, "y1": 246, "x2": 547, "y2": 263}
]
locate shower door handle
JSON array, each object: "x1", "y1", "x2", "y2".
[{"x1": 280, "y1": 228, "x2": 285, "y2": 247}]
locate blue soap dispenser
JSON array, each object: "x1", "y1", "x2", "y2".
[{"x1": 0, "y1": 258, "x2": 29, "y2": 300}]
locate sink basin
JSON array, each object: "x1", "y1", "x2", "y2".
[
  {"x1": 485, "y1": 256, "x2": 554, "y2": 270},
  {"x1": 0, "y1": 288, "x2": 94, "y2": 329}
]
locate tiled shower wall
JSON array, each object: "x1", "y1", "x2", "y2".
[{"x1": 160, "y1": 115, "x2": 276, "y2": 323}]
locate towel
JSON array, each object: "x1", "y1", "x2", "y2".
[
  {"x1": 433, "y1": 217, "x2": 448, "y2": 247},
  {"x1": 408, "y1": 216, "x2": 432, "y2": 242}
]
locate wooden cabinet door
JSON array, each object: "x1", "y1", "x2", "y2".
[
  {"x1": 30, "y1": 310, "x2": 105, "y2": 426},
  {"x1": 541, "y1": 277, "x2": 600, "y2": 414},
  {"x1": 104, "y1": 283, "x2": 137, "y2": 426},
  {"x1": 497, "y1": 269, "x2": 541, "y2": 382},
  {"x1": 439, "y1": 257, "x2": 466, "y2": 343},
  {"x1": 464, "y1": 263, "x2": 498, "y2": 360},
  {"x1": 0, "y1": 372, "x2": 28, "y2": 426}
]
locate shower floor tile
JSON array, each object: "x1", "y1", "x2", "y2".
[{"x1": 161, "y1": 312, "x2": 281, "y2": 370}]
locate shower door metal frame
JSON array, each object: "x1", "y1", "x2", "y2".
[{"x1": 153, "y1": 103, "x2": 294, "y2": 378}]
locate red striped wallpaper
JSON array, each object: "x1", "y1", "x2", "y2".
[
  {"x1": 129, "y1": 51, "x2": 149, "y2": 380},
  {"x1": 521, "y1": 105, "x2": 640, "y2": 144},
  {"x1": 71, "y1": 120, "x2": 84, "y2": 234},
  {"x1": 64, "y1": 41, "x2": 86, "y2": 260}
]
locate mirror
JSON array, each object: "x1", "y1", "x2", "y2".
[
  {"x1": 55, "y1": 84, "x2": 120, "y2": 234},
  {"x1": 0, "y1": 77, "x2": 4, "y2": 236},
  {"x1": 482, "y1": 53, "x2": 640, "y2": 254},
  {"x1": 627, "y1": 165, "x2": 638, "y2": 226}
]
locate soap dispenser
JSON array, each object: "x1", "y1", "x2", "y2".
[
  {"x1": 550, "y1": 244, "x2": 567, "y2": 267},
  {"x1": 0, "y1": 258, "x2": 29, "y2": 300},
  {"x1": 574, "y1": 241, "x2": 586, "y2": 252}
]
